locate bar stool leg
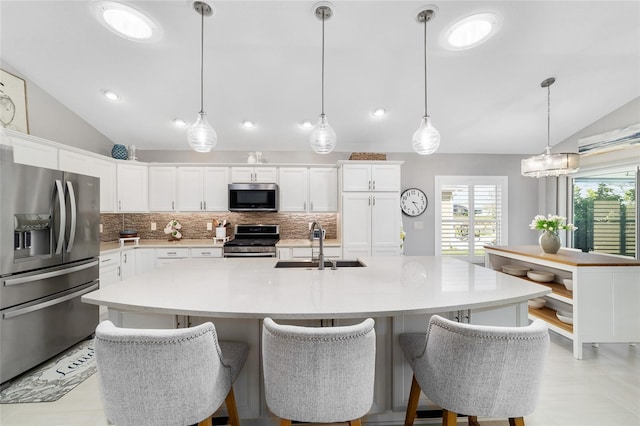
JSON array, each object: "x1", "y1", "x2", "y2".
[{"x1": 404, "y1": 374, "x2": 421, "y2": 425}]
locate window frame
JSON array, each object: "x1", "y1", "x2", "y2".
[{"x1": 435, "y1": 175, "x2": 509, "y2": 263}]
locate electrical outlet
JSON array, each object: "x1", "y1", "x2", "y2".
[
  {"x1": 151, "y1": 222, "x2": 156, "y2": 231},
  {"x1": 99, "y1": 224, "x2": 103, "y2": 233},
  {"x1": 207, "y1": 222, "x2": 213, "y2": 231},
  {"x1": 413, "y1": 221, "x2": 424, "y2": 230}
]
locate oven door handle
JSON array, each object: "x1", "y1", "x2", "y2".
[
  {"x1": 2, "y1": 282, "x2": 99, "y2": 319},
  {"x1": 224, "y1": 252, "x2": 276, "y2": 258}
]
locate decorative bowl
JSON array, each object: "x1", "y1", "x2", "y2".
[
  {"x1": 502, "y1": 265, "x2": 530, "y2": 276},
  {"x1": 556, "y1": 310, "x2": 573, "y2": 324},
  {"x1": 526, "y1": 270, "x2": 555, "y2": 282},
  {"x1": 528, "y1": 298, "x2": 546, "y2": 309},
  {"x1": 563, "y1": 279, "x2": 573, "y2": 291}
]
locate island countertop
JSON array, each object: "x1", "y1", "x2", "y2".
[{"x1": 83, "y1": 256, "x2": 550, "y2": 320}]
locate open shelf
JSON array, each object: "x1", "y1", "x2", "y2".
[
  {"x1": 530, "y1": 280, "x2": 573, "y2": 302},
  {"x1": 529, "y1": 306, "x2": 573, "y2": 335}
]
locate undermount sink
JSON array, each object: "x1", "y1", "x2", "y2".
[{"x1": 274, "y1": 259, "x2": 366, "y2": 269}]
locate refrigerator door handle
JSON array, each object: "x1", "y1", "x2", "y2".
[
  {"x1": 3, "y1": 260, "x2": 99, "y2": 286},
  {"x1": 65, "y1": 180, "x2": 77, "y2": 253},
  {"x1": 2, "y1": 282, "x2": 99, "y2": 319},
  {"x1": 54, "y1": 179, "x2": 66, "y2": 254}
]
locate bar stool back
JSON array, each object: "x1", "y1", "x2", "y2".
[
  {"x1": 95, "y1": 320, "x2": 248, "y2": 426},
  {"x1": 262, "y1": 317, "x2": 376, "y2": 426},
  {"x1": 400, "y1": 315, "x2": 549, "y2": 426}
]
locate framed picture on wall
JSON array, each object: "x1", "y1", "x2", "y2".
[{"x1": 0, "y1": 69, "x2": 29, "y2": 134}]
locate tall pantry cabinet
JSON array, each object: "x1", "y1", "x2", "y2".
[{"x1": 339, "y1": 161, "x2": 403, "y2": 259}]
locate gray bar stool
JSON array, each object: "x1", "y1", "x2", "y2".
[
  {"x1": 95, "y1": 320, "x2": 248, "y2": 426},
  {"x1": 400, "y1": 315, "x2": 549, "y2": 426},
  {"x1": 262, "y1": 317, "x2": 376, "y2": 426}
]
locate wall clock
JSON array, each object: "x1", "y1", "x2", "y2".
[{"x1": 400, "y1": 188, "x2": 428, "y2": 217}]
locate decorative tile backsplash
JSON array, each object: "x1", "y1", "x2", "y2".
[{"x1": 100, "y1": 212, "x2": 338, "y2": 242}]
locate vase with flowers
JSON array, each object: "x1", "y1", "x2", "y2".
[
  {"x1": 529, "y1": 214, "x2": 577, "y2": 254},
  {"x1": 164, "y1": 220, "x2": 182, "y2": 241}
]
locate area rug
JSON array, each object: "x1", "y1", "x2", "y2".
[{"x1": 0, "y1": 338, "x2": 96, "y2": 404}]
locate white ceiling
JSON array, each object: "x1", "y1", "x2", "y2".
[{"x1": 1, "y1": 1, "x2": 638, "y2": 154}]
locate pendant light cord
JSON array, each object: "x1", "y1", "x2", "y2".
[
  {"x1": 546, "y1": 83, "x2": 551, "y2": 150},
  {"x1": 423, "y1": 17, "x2": 428, "y2": 118},
  {"x1": 321, "y1": 11, "x2": 326, "y2": 116},
  {"x1": 199, "y1": 7, "x2": 205, "y2": 114}
]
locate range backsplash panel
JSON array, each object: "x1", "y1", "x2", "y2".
[{"x1": 100, "y1": 212, "x2": 337, "y2": 242}]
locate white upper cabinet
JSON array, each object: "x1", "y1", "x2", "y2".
[
  {"x1": 309, "y1": 167, "x2": 338, "y2": 211},
  {"x1": 9, "y1": 133, "x2": 58, "y2": 169},
  {"x1": 279, "y1": 168, "x2": 309, "y2": 212},
  {"x1": 279, "y1": 167, "x2": 337, "y2": 212},
  {"x1": 59, "y1": 150, "x2": 117, "y2": 212},
  {"x1": 116, "y1": 162, "x2": 148, "y2": 212},
  {"x1": 231, "y1": 166, "x2": 277, "y2": 183},
  {"x1": 342, "y1": 163, "x2": 400, "y2": 192},
  {"x1": 148, "y1": 166, "x2": 177, "y2": 211},
  {"x1": 177, "y1": 167, "x2": 228, "y2": 211}
]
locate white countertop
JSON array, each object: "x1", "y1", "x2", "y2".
[{"x1": 83, "y1": 256, "x2": 550, "y2": 319}]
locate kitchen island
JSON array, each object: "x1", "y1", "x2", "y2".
[{"x1": 83, "y1": 256, "x2": 550, "y2": 425}]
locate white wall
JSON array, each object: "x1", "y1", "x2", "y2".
[
  {"x1": 387, "y1": 153, "x2": 540, "y2": 255},
  {"x1": 0, "y1": 60, "x2": 115, "y2": 156}
]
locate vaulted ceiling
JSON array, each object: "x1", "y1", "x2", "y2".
[{"x1": 2, "y1": 1, "x2": 638, "y2": 154}]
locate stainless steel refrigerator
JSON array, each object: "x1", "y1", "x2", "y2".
[{"x1": 0, "y1": 146, "x2": 100, "y2": 384}]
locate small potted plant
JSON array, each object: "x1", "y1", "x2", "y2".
[{"x1": 529, "y1": 214, "x2": 576, "y2": 254}]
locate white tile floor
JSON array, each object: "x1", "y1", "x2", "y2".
[{"x1": 0, "y1": 332, "x2": 638, "y2": 426}]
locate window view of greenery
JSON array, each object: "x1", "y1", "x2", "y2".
[
  {"x1": 573, "y1": 170, "x2": 636, "y2": 257},
  {"x1": 440, "y1": 183, "x2": 505, "y2": 263}
]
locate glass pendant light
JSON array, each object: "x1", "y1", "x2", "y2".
[
  {"x1": 412, "y1": 8, "x2": 440, "y2": 155},
  {"x1": 310, "y1": 4, "x2": 336, "y2": 154},
  {"x1": 521, "y1": 78, "x2": 580, "y2": 177},
  {"x1": 187, "y1": 1, "x2": 217, "y2": 153}
]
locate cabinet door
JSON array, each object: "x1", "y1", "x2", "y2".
[
  {"x1": 148, "y1": 166, "x2": 176, "y2": 211},
  {"x1": 230, "y1": 167, "x2": 254, "y2": 183},
  {"x1": 120, "y1": 250, "x2": 136, "y2": 280},
  {"x1": 59, "y1": 150, "x2": 117, "y2": 212},
  {"x1": 177, "y1": 167, "x2": 205, "y2": 211},
  {"x1": 371, "y1": 192, "x2": 400, "y2": 255},
  {"x1": 371, "y1": 164, "x2": 400, "y2": 192},
  {"x1": 116, "y1": 163, "x2": 148, "y2": 212},
  {"x1": 342, "y1": 164, "x2": 372, "y2": 191},
  {"x1": 277, "y1": 248, "x2": 292, "y2": 260},
  {"x1": 254, "y1": 167, "x2": 278, "y2": 183},
  {"x1": 91, "y1": 157, "x2": 117, "y2": 213},
  {"x1": 309, "y1": 167, "x2": 337, "y2": 211},
  {"x1": 135, "y1": 249, "x2": 156, "y2": 275},
  {"x1": 203, "y1": 167, "x2": 228, "y2": 211},
  {"x1": 10, "y1": 135, "x2": 58, "y2": 169},
  {"x1": 342, "y1": 193, "x2": 372, "y2": 253},
  {"x1": 279, "y1": 167, "x2": 308, "y2": 212}
]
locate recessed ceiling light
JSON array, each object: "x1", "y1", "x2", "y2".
[
  {"x1": 103, "y1": 90, "x2": 120, "y2": 101},
  {"x1": 94, "y1": 1, "x2": 161, "y2": 42},
  {"x1": 441, "y1": 13, "x2": 501, "y2": 51},
  {"x1": 301, "y1": 121, "x2": 313, "y2": 129},
  {"x1": 173, "y1": 118, "x2": 187, "y2": 127},
  {"x1": 242, "y1": 120, "x2": 255, "y2": 129},
  {"x1": 372, "y1": 108, "x2": 386, "y2": 117}
]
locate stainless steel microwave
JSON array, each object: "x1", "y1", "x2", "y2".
[{"x1": 228, "y1": 183, "x2": 279, "y2": 212}]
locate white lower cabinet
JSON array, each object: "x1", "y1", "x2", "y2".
[
  {"x1": 120, "y1": 250, "x2": 136, "y2": 280},
  {"x1": 135, "y1": 249, "x2": 156, "y2": 275},
  {"x1": 191, "y1": 247, "x2": 223, "y2": 258},
  {"x1": 99, "y1": 253, "x2": 121, "y2": 321},
  {"x1": 277, "y1": 246, "x2": 341, "y2": 260},
  {"x1": 155, "y1": 248, "x2": 190, "y2": 266},
  {"x1": 485, "y1": 246, "x2": 640, "y2": 359}
]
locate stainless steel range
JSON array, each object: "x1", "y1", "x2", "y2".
[{"x1": 223, "y1": 225, "x2": 280, "y2": 258}]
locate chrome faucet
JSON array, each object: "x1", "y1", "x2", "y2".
[{"x1": 310, "y1": 221, "x2": 325, "y2": 270}]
